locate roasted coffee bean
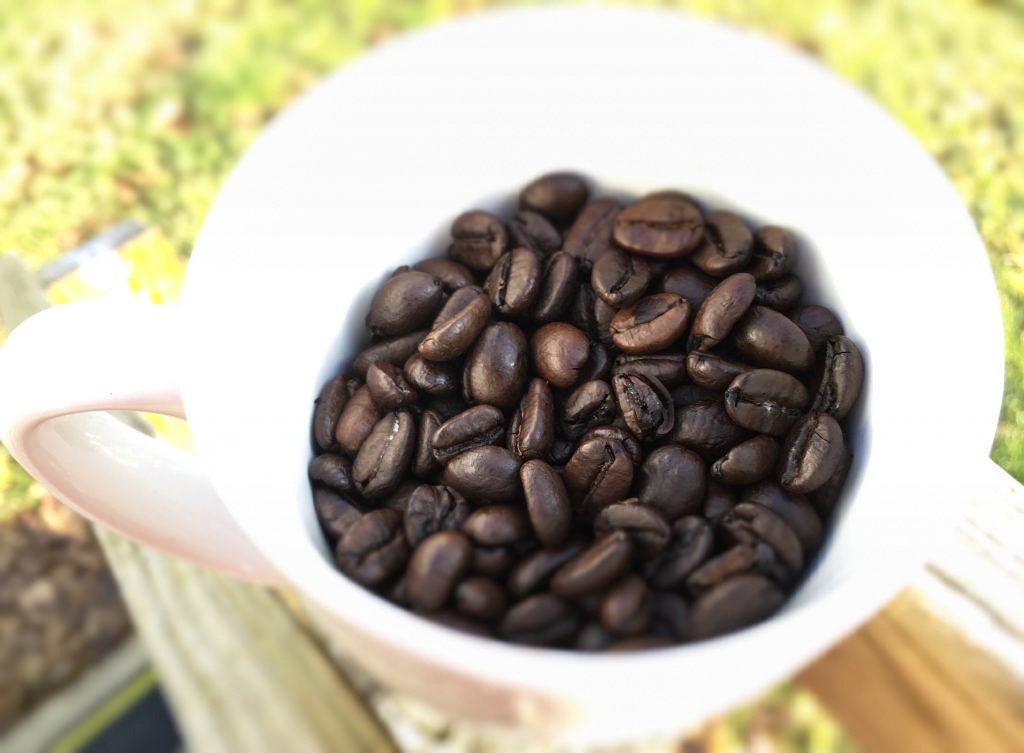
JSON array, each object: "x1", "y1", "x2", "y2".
[
  {"x1": 755, "y1": 274, "x2": 801, "y2": 311},
  {"x1": 313, "y1": 375, "x2": 353, "y2": 451},
  {"x1": 486, "y1": 248, "x2": 543, "y2": 317},
  {"x1": 578, "y1": 342, "x2": 612, "y2": 382},
  {"x1": 723, "y1": 368, "x2": 809, "y2": 435},
  {"x1": 419, "y1": 286, "x2": 491, "y2": 362},
  {"x1": 431, "y1": 405, "x2": 505, "y2": 463},
  {"x1": 591, "y1": 248, "x2": 651, "y2": 306},
  {"x1": 564, "y1": 436, "x2": 635, "y2": 520},
  {"x1": 533, "y1": 251, "x2": 578, "y2": 324},
  {"x1": 721, "y1": 502, "x2": 804, "y2": 573},
  {"x1": 811, "y1": 335, "x2": 864, "y2": 420},
  {"x1": 661, "y1": 265, "x2": 716, "y2": 309},
  {"x1": 380, "y1": 479, "x2": 419, "y2": 514},
  {"x1": 688, "y1": 272, "x2": 756, "y2": 351},
  {"x1": 690, "y1": 210, "x2": 753, "y2": 277},
  {"x1": 600, "y1": 575, "x2": 654, "y2": 636},
  {"x1": 335, "y1": 385, "x2": 381, "y2": 457},
  {"x1": 568, "y1": 279, "x2": 600, "y2": 338},
  {"x1": 594, "y1": 502, "x2": 671, "y2": 560},
  {"x1": 790, "y1": 304, "x2": 844, "y2": 353},
  {"x1": 449, "y1": 210, "x2": 508, "y2": 271},
  {"x1": 366, "y1": 361, "x2": 418, "y2": 410},
  {"x1": 551, "y1": 532, "x2": 634, "y2": 598},
  {"x1": 778, "y1": 412, "x2": 845, "y2": 494},
  {"x1": 614, "y1": 353, "x2": 688, "y2": 389},
  {"x1": 352, "y1": 411, "x2": 416, "y2": 499},
  {"x1": 671, "y1": 399, "x2": 748, "y2": 459},
  {"x1": 563, "y1": 198, "x2": 620, "y2": 264},
  {"x1": 711, "y1": 435, "x2": 779, "y2": 485},
  {"x1": 575, "y1": 621, "x2": 614, "y2": 651},
  {"x1": 686, "y1": 351, "x2": 750, "y2": 391},
  {"x1": 367, "y1": 270, "x2": 445, "y2": 338},
  {"x1": 809, "y1": 445, "x2": 853, "y2": 519},
  {"x1": 703, "y1": 482, "x2": 737, "y2": 524},
  {"x1": 593, "y1": 297, "x2": 617, "y2": 347},
  {"x1": 519, "y1": 172, "x2": 589, "y2": 220},
  {"x1": 521, "y1": 459, "x2": 572, "y2": 548},
  {"x1": 647, "y1": 516, "x2": 714, "y2": 589},
  {"x1": 403, "y1": 354, "x2": 457, "y2": 397},
  {"x1": 610, "y1": 293, "x2": 691, "y2": 354},
  {"x1": 463, "y1": 505, "x2": 532, "y2": 547},
  {"x1": 507, "y1": 539, "x2": 586, "y2": 599},
  {"x1": 651, "y1": 592, "x2": 690, "y2": 641},
  {"x1": 313, "y1": 488, "x2": 363, "y2": 541},
  {"x1": 690, "y1": 574, "x2": 784, "y2": 639},
  {"x1": 473, "y1": 545, "x2": 518, "y2": 578},
  {"x1": 463, "y1": 323, "x2": 529, "y2": 409},
  {"x1": 309, "y1": 454, "x2": 354, "y2": 493},
  {"x1": 732, "y1": 306, "x2": 814, "y2": 373},
  {"x1": 548, "y1": 437, "x2": 575, "y2": 466},
  {"x1": 581, "y1": 425, "x2": 644, "y2": 466},
  {"x1": 406, "y1": 531, "x2": 473, "y2": 612},
  {"x1": 671, "y1": 383, "x2": 722, "y2": 408},
  {"x1": 507, "y1": 378, "x2": 555, "y2": 460},
  {"x1": 604, "y1": 635, "x2": 675, "y2": 651},
  {"x1": 414, "y1": 258, "x2": 475, "y2": 291},
  {"x1": 562, "y1": 380, "x2": 617, "y2": 439},
  {"x1": 335, "y1": 509, "x2": 409, "y2": 588},
  {"x1": 637, "y1": 445, "x2": 706, "y2": 520},
  {"x1": 426, "y1": 610, "x2": 494, "y2": 638},
  {"x1": 531, "y1": 322, "x2": 590, "y2": 389},
  {"x1": 500, "y1": 593, "x2": 580, "y2": 646},
  {"x1": 686, "y1": 545, "x2": 760, "y2": 595},
  {"x1": 455, "y1": 577, "x2": 508, "y2": 623},
  {"x1": 742, "y1": 481, "x2": 822, "y2": 552},
  {"x1": 612, "y1": 371, "x2": 675, "y2": 440},
  {"x1": 443, "y1": 446, "x2": 522, "y2": 503},
  {"x1": 508, "y1": 210, "x2": 561, "y2": 255},
  {"x1": 353, "y1": 330, "x2": 427, "y2": 376},
  {"x1": 425, "y1": 395, "x2": 468, "y2": 421},
  {"x1": 613, "y1": 195, "x2": 704, "y2": 257},
  {"x1": 749, "y1": 226, "x2": 797, "y2": 281},
  {"x1": 404, "y1": 484, "x2": 470, "y2": 547}
]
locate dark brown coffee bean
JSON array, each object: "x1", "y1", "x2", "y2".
[
  {"x1": 353, "y1": 330, "x2": 427, "y2": 377},
  {"x1": 403, "y1": 354, "x2": 457, "y2": 397},
  {"x1": 455, "y1": 577, "x2": 508, "y2": 623},
  {"x1": 335, "y1": 386, "x2": 382, "y2": 456},
  {"x1": 508, "y1": 210, "x2": 561, "y2": 255},
  {"x1": 366, "y1": 361, "x2": 418, "y2": 410},
  {"x1": 604, "y1": 635, "x2": 675, "y2": 651},
  {"x1": 703, "y1": 482, "x2": 736, "y2": 524},
  {"x1": 462, "y1": 505, "x2": 532, "y2": 546},
  {"x1": 352, "y1": 411, "x2": 416, "y2": 499},
  {"x1": 690, "y1": 210, "x2": 753, "y2": 277},
  {"x1": 686, "y1": 545, "x2": 760, "y2": 595},
  {"x1": 548, "y1": 437, "x2": 575, "y2": 466},
  {"x1": 688, "y1": 272, "x2": 757, "y2": 351},
  {"x1": 721, "y1": 502, "x2": 804, "y2": 573},
  {"x1": 379, "y1": 479, "x2": 419, "y2": 514},
  {"x1": 593, "y1": 297, "x2": 617, "y2": 347},
  {"x1": 473, "y1": 545, "x2": 517, "y2": 578},
  {"x1": 790, "y1": 304, "x2": 844, "y2": 353},
  {"x1": 591, "y1": 248, "x2": 651, "y2": 306},
  {"x1": 651, "y1": 592, "x2": 690, "y2": 641},
  {"x1": 594, "y1": 502, "x2": 671, "y2": 560},
  {"x1": 732, "y1": 306, "x2": 814, "y2": 373},
  {"x1": 563, "y1": 198, "x2": 620, "y2": 264},
  {"x1": 419, "y1": 286, "x2": 491, "y2": 362},
  {"x1": 686, "y1": 351, "x2": 750, "y2": 391},
  {"x1": 443, "y1": 445, "x2": 522, "y2": 504},
  {"x1": 809, "y1": 445, "x2": 852, "y2": 520},
  {"x1": 647, "y1": 516, "x2": 714, "y2": 589},
  {"x1": 564, "y1": 436, "x2": 635, "y2": 520},
  {"x1": 612, "y1": 371, "x2": 674, "y2": 440},
  {"x1": 580, "y1": 425, "x2": 644, "y2": 466},
  {"x1": 426, "y1": 610, "x2": 494, "y2": 638},
  {"x1": 600, "y1": 575, "x2": 654, "y2": 636},
  {"x1": 313, "y1": 488, "x2": 363, "y2": 541},
  {"x1": 485, "y1": 248, "x2": 543, "y2": 317},
  {"x1": 448, "y1": 210, "x2": 508, "y2": 271},
  {"x1": 724, "y1": 368, "x2": 809, "y2": 436},
  {"x1": 531, "y1": 322, "x2": 590, "y2": 389},
  {"x1": 575, "y1": 342, "x2": 611, "y2": 383},
  {"x1": 425, "y1": 394, "x2": 468, "y2": 421},
  {"x1": 404, "y1": 484, "x2": 470, "y2": 547},
  {"x1": 406, "y1": 531, "x2": 473, "y2": 612},
  {"x1": 533, "y1": 251, "x2": 578, "y2": 323},
  {"x1": 749, "y1": 226, "x2": 797, "y2": 281},
  {"x1": 568, "y1": 279, "x2": 600, "y2": 338},
  {"x1": 755, "y1": 274, "x2": 801, "y2": 311},
  {"x1": 463, "y1": 322, "x2": 529, "y2": 409},
  {"x1": 507, "y1": 539, "x2": 585, "y2": 599},
  {"x1": 413, "y1": 258, "x2": 475, "y2": 291},
  {"x1": 367, "y1": 270, "x2": 445, "y2": 338},
  {"x1": 711, "y1": 435, "x2": 779, "y2": 485},
  {"x1": 613, "y1": 353, "x2": 688, "y2": 389},
  {"x1": 309, "y1": 454, "x2": 354, "y2": 493},
  {"x1": 551, "y1": 532, "x2": 634, "y2": 598},
  {"x1": 690, "y1": 574, "x2": 784, "y2": 639},
  {"x1": 671, "y1": 383, "x2": 722, "y2": 408},
  {"x1": 520, "y1": 459, "x2": 572, "y2": 548},
  {"x1": 335, "y1": 509, "x2": 409, "y2": 588},
  {"x1": 507, "y1": 378, "x2": 555, "y2": 460},
  {"x1": 811, "y1": 335, "x2": 864, "y2": 420},
  {"x1": 575, "y1": 621, "x2": 614, "y2": 651},
  {"x1": 660, "y1": 265, "x2": 716, "y2": 309},
  {"x1": 637, "y1": 445, "x2": 706, "y2": 520},
  {"x1": 742, "y1": 481, "x2": 822, "y2": 552},
  {"x1": 313, "y1": 375, "x2": 353, "y2": 451},
  {"x1": 671, "y1": 399, "x2": 748, "y2": 459},
  {"x1": 500, "y1": 593, "x2": 580, "y2": 646},
  {"x1": 562, "y1": 380, "x2": 616, "y2": 439},
  {"x1": 519, "y1": 172, "x2": 589, "y2": 220},
  {"x1": 613, "y1": 195, "x2": 704, "y2": 257},
  {"x1": 778, "y1": 412, "x2": 845, "y2": 494},
  {"x1": 431, "y1": 405, "x2": 505, "y2": 463},
  {"x1": 610, "y1": 293, "x2": 691, "y2": 354}
]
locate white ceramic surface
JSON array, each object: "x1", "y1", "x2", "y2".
[{"x1": 0, "y1": 7, "x2": 1004, "y2": 744}]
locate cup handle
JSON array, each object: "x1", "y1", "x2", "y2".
[{"x1": 0, "y1": 301, "x2": 279, "y2": 583}]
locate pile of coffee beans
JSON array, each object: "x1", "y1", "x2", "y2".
[{"x1": 310, "y1": 173, "x2": 864, "y2": 650}]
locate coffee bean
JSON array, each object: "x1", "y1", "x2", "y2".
[
  {"x1": 703, "y1": 482, "x2": 737, "y2": 524},
  {"x1": 507, "y1": 378, "x2": 555, "y2": 460},
  {"x1": 367, "y1": 270, "x2": 445, "y2": 338},
  {"x1": 671, "y1": 399, "x2": 748, "y2": 459},
  {"x1": 568, "y1": 279, "x2": 600, "y2": 338},
  {"x1": 811, "y1": 335, "x2": 864, "y2": 420},
  {"x1": 637, "y1": 445, "x2": 706, "y2": 520},
  {"x1": 313, "y1": 488, "x2": 363, "y2": 541},
  {"x1": 742, "y1": 481, "x2": 822, "y2": 552},
  {"x1": 686, "y1": 351, "x2": 750, "y2": 391},
  {"x1": 501, "y1": 593, "x2": 580, "y2": 646},
  {"x1": 519, "y1": 172, "x2": 589, "y2": 220},
  {"x1": 352, "y1": 411, "x2": 416, "y2": 499},
  {"x1": 366, "y1": 361, "x2": 418, "y2": 410},
  {"x1": 426, "y1": 610, "x2": 494, "y2": 638},
  {"x1": 604, "y1": 635, "x2": 675, "y2": 651},
  {"x1": 463, "y1": 322, "x2": 529, "y2": 409},
  {"x1": 723, "y1": 368, "x2": 809, "y2": 435},
  {"x1": 690, "y1": 210, "x2": 753, "y2": 277},
  {"x1": 686, "y1": 545, "x2": 761, "y2": 595},
  {"x1": 449, "y1": 210, "x2": 508, "y2": 271},
  {"x1": 614, "y1": 353, "x2": 689, "y2": 389},
  {"x1": 403, "y1": 354, "x2": 457, "y2": 397},
  {"x1": 562, "y1": 380, "x2": 617, "y2": 439},
  {"x1": 711, "y1": 435, "x2": 779, "y2": 485},
  {"x1": 575, "y1": 621, "x2": 614, "y2": 651},
  {"x1": 594, "y1": 502, "x2": 671, "y2": 560},
  {"x1": 414, "y1": 258, "x2": 475, "y2": 291},
  {"x1": 353, "y1": 330, "x2": 427, "y2": 377},
  {"x1": 593, "y1": 297, "x2": 617, "y2": 347},
  {"x1": 335, "y1": 509, "x2": 409, "y2": 588},
  {"x1": 580, "y1": 425, "x2": 644, "y2": 466},
  {"x1": 473, "y1": 545, "x2": 518, "y2": 578},
  {"x1": 789, "y1": 304, "x2": 844, "y2": 353},
  {"x1": 462, "y1": 505, "x2": 532, "y2": 546},
  {"x1": 809, "y1": 445, "x2": 853, "y2": 520},
  {"x1": 660, "y1": 265, "x2": 716, "y2": 309},
  {"x1": 732, "y1": 306, "x2": 814, "y2": 373},
  {"x1": 591, "y1": 248, "x2": 651, "y2": 306},
  {"x1": 577, "y1": 342, "x2": 613, "y2": 383},
  {"x1": 778, "y1": 412, "x2": 845, "y2": 494},
  {"x1": 749, "y1": 226, "x2": 797, "y2": 281},
  {"x1": 533, "y1": 251, "x2": 578, "y2": 323},
  {"x1": 406, "y1": 531, "x2": 473, "y2": 612},
  {"x1": 564, "y1": 436, "x2": 635, "y2": 520},
  {"x1": 419, "y1": 286, "x2": 491, "y2": 362},
  {"x1": 721, "y1": 502, "x2": 804, "y2": 573},
  {"x1": 651, "y1": 592, "x2": 690, "y2": 641},
  {"x1": 334, "y1": 386, "x2": 380, "y2": 457},
  {"x1": 563, "y1": 198, "x2": 620, "y2": 264},
  {"x1": 443, "y1": 446, "x2": 522, "y2": 504},
  {"x1": 508, "y1": 210, "x2": 561, "y2": 255},
  {"x1": 688, "y1": 272, "x2": 756, "y2": 351},
  {"x1": 551, "y1": 532, "x2": 634, "y2": 598},
  {"x1": 313, "y1": 375, "x2": 353, "y2": 451},
  {"x1": 521, "y1": 459, "x2": 572, "y2": 548},
  {"x1": 548, "y1": 437, "x2": 575, "y2": 466},
  {"x1": 600, "y1": 575, "x2": 654, "y2": 636},
  {"x1": 647, "y1": 516, "x2": 714, "y2": 589},
  {"x1": 613, "y1": 195, "x2": 704, "y2": 257},
  {"x1": 755, "y1": 274, "x2": 801, "y2": 311},
  {"x1": 507, "y1": 539, "x2": 585, "y2": 599},
  {"x1": 425, "y1": 394, "x2": 468, "y2": 421},
  {"x1": 531, "y1": 322, "x2": 590, "y2": 389},
  {"x1": 486, "y1": 248, "x2": 543, "y2": 317},
  {"x1": 612, "y1": 371, "x2": 674, "y2": 440},
  {"x1": 404, "y1": 484, "x2": 470, "y2": 547},
  {"x1": 671, "y1": 383, "x2": 722, "y2": 408},
  {"x1": 455, "y1": 576, "x2": 508, "y2": 623},
  {"x1": 610, "y1": 293, "x2": 691, "y2": 354},
  {"x1": 309, "y1": 454, "x2": 354, "y2": 493},
  {"x1": 690, "y1": 574, "x2": 784, "y2": 639},
  {"x1": 380, "y1": 479, "x2": 419, "y2": 514},
  {"x1": 431, "y1": 405, "x2": 505, "y2": 463}
]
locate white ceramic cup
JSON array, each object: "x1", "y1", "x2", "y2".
[{"x1": 0, "y1": 7, "x2": 1004, "y2": 744}]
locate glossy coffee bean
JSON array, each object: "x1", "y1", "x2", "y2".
[
  {"x1": 379, "y1": 479, "x2": 418, "y2": 514},
  {"x1": 448, "y1": 210, "x2": 508, "y2": 271},
  {"x1": 425, "y1": 394, "x2": 469, "y2": 421},
  {"x1": 431, "y1": 405, "x2": 505, "y2": 463},
  {"x1": 613, "y1": 195, "x2": 704, "y2": 257},
  {"x1": 686, "y1": 545, "x2": 760, "y2": 595},
  {"x1": 721, "y1": 502, "x2": 804, "y2": 573},
  {"x1": 531, "y1": 322, "x2": 590, "y2": 389},
  {"x1": 455, "y1": 577, "x2": 508, "y2": 623},
  {"x1": 577, "y1": 342, "x2": 613, "y2": 383},
  {"x1": 507, "y1": 378, "x2": 555, "y2": 460},
  {"x1": 419, "y1": 286, "x2": 491, "y2": 362},
  {"x1": 637, "y1": 445, "x2": 706, "y2": 520},
  {"x1": 563, "y1": 198, "x2": 620, "y2": 264},
  {"x1": 313, "y1": 375, "x2": 353, "y2": 451},
  {"x1": 647, "y1": 516, "x2": 714, "y2": 589},
  {"x1": 568, "y1": 279, "x2": 600, "y2": 338},
  {"x1": 352, "y1": 411, "x2": 416, "y2": 499},
  {"x1": 413, "y1": 258, "x2": 475, "y2": 291},
  {"x1": 688, "y1": 272, "x2": 757, "y2": 351},
  {"x1": 671, "y1": 383, "x2": 722, "y2": 408},
  {"x1": 575, "y1": 621, "x2": 614, "y2": 651},
  {"x1": 463, "y1": 322, "x2": 529, "y2": 409},
  {"x1": 723, "y1": 368, "x2": 809, "y2": 436},
  {"x1": 366, "y1": 361, "x2": 418, "y2": 410},
  {"x1": 755, "y1": 274, "x2": 801, "y2": 311},
  {"x1": 551, "y1": 532, "x2": 635, "y2": 598},
  {"x1": 789, "y1": 304, "x2": 844, "y2": 353},
  {"x1": 809, "y1": 445, "x2": 852, "y2": 520},
  {"x1": 519, "y1": 172, "x2": 589, "y2": 220},
  {"x1": 404, "y1": 484, "x2": 470, "y2": 547},
  {"x1": 778, "y1": 412, "x2": 845, "y2": 494},
  {"x1": 406, "y1": 531, "x2": 473, "y2": 612},
  {"x1": 612, "y1": 371, "x2": 675, "y2": 440},
  {"x1": 533, "y1": 251, "x2": 578, "y2": 323},
  {"x1": 500, "y1": 593, "x2": 580, "y2": 646},
  {"x1": 462, "y1": 505, "x2": 532, "y2": 547},
  {"x1": 671, "y1": 399, "x2": 748, "y2": 459},
  {"x1": 651, "y1": 592, "x2": 690, "y2": 641},
  {"x1": 580, "y1": 425, "x2": 644, "y2": 466},
  {"x1": 309, "y1": 454, "x2": 353, "y2": 493},
  {"x1": 600, "y1": 575, "x2": 654, "y2": 636},
  {"x1": 732, "y1": 306, "x2": 814, "y2": 373},
  {"x1": 335, "y1": 509, "x2": 409, "y2": 588},
  {"x1": 367, "y1": 270, "x2": 445, "y2": 338},
  {"x1": 690, "y1": 210, "x2": 753, "y2": 277},
  {"x1": 521, "y1": 459, "x2": 572, "y2": 548},
  {"x1": 703, "y1": 482, "x2": 737, "y2": 524},
  {"x1": 412, "y1": 410, "x2": 442, "y2": 479},
  {"x1": 591, "y1": 248, "x2": 650, "y2": 306},
  {"x1": 610, "y1": 293, "x2": 691, "y2": 354},
  {"x1": 742, "y1": 481, "x2": 822, "y2": 552},
  {"x1": 353, "y1": 330, "x2": 426, "y2": 377},
  {"x1": 690, "y1": 574, "x2": 784, "y2": 639},
  {"x1": 486, "y1": 248, "x2": 543, "y2": 317},
  {"x1": 507, "y1": 539, "x2": 586, "y2": 599},
  {"x1": 613, "y1": 353, "x2": 688, "y2": 389},
  {"x1": 686, "y1": 351, "x2": 750, "y2": 392},
  {"x1": 562, "y1": 380, "x2": 617, "y2": 439},
  {"x1": 548, "y1": 437, "x2": 575, "y2": 466},
  {"x1": 403, "y1": 354, "x2": 457, "y2": 397},
  {"x1": 473, "y1": 545, "x2": 518, "y2": 578},
  {"x1": 749, "y1": 226, "x2": 797, "y2": 281},
  {"x1": 594, "y1": 502, "x2": 671, "y2": 560},
  {"x1": 811, "y1": 335, "x2": 864, "y2": 420},
  {"x1": 313, "y1": 488, "x2": 363, "y2": 541},
  {"x1": 443, "y1": 446, "x2": 522, "y2": 504},
  {"x1": 564, "y1": 436, "x2": 635, "y2": 520},
  {"x1": 660, "y1": 265, "x2": 716, "y2": 309},
  {"x1": 508, "y1": 210, "x2": 561, "y2": 255},
  {"x1": 711, "y1": 435, "x2": 779, "y2": 486},
  {"x1": 593, "y1": 297, "x2": 617, "y2": 347}
]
